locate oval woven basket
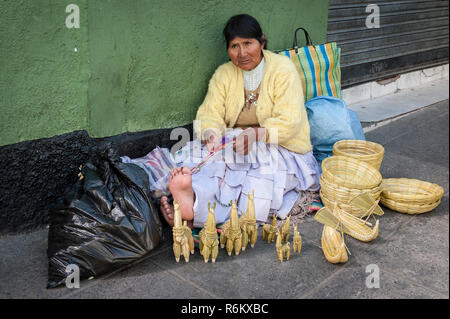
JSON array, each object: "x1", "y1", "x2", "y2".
[
  {"x1": 381, "y1": 178, "x2": 444, "y2": 204},
  {"x1": 333, "y1": 140, "x2": 385, "y2": 170},
  {"x1": 320, "y1": 176, "x2": 381, "y2": 204},
  {"x1": 321, "y1": 156, "x2": 382, "y2": 190},
  {"x1": 380, "y1": 197, "x2": 441, "y2": 214}
]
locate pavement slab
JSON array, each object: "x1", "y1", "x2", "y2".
[
  {"x1": 349, "y1": 201, "x2": 449, "y2": 296},
  {"x1": 149, "y1": 231, "x2": 345, "y2": 299},
  {"x1": 305, "y1": 260, "x2": 447, "y2": 299},
  {"x1": 348, "y1": 79, "x2": 449, "y2": 123},
  {"x1": 63, "y1": 249, "x2": 218, "y2": 299},
  {"x1": 363, "y1": 101, "x2": 449, "y2": 144}
]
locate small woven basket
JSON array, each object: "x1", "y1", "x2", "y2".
[
  {"x1": 321, "y1": 156, "x2": 382, "y2": 190},
  {"x1": 320, "y1": 176, "x2": 381, "y2": 204},
  {"x1": 380, "y1": 178, "x2": 444, "y2": 214},
  {"x1": 380, "y1": 197, "x2": 441, "y2": 214},
  {"x1": 333, "y1": 140, "x2": 385, "y2": 170},
  {"x1": 381, "y1": 178, "x2": 444, "y2": 204}
]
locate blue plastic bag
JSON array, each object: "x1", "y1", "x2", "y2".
[
  {"x1": 305, "y1": 96, "x2": 365, "y2": 165},
  {"x1": 348, "y1": 109, "x2": 365, "y2": 141}
]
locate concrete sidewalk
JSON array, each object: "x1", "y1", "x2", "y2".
[{"x1": 0, "y1": 100, "x2": 448, "y2": 299}]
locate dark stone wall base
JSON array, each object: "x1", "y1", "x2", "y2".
[{"x1": 0, "y1": 124, "x2": 193, "y2": 236}]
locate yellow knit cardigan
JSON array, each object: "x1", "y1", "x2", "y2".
[{"x1": 194, "y1": 49, "x2": 312, "y2": 154}]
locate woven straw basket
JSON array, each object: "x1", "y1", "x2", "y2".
[
  {"x1": 321, "y1": 156, "x2": 382, "y2": 190},
  {"x1": 321, "y1": 225, "x2": 348, "y2": 264},
  {"x1": 333, "y1": 140, "x2": 385, "y2": 170},
  {"x1": 320, "y1": 156, "x2": 383, "y2": 217},
  {"x1": 380, "y1": 197, "x2": 441, "y2": 214},
  {"x1": 381, "y1": 178, "x2": 444, "y2": 204},
  {"x1": 380, "y1": 178, "x2": 444, "y2": 214},
  {"x1": 320, "y1": 175, "x2": 382, "y2": 204},
  {"x1": 320, "y1": 189, "x2": 383, "y2": 218},
  {"x1": 320, "y1": 190, "x2": 369, "y2": 218}
]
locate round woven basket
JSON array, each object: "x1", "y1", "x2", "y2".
[
  {"x1": 320, "y1": 176, "x2": 381, "y2": 204},
  {"x1": 333, "y1": 140, "x2": 385, "y2": 170},
  {"x1": 380, "y1": 197, "x2": 441, "y2": 214},
  {"x1": 321, "y1": 156, "x2": 382, "y2": 190},
  {"x1": 381, "y1": 178, "x2": 444, "y2": 204}
]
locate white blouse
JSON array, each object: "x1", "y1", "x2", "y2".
[{"x1": 242, "y1": 57, "x2": 265, "y2": 91}]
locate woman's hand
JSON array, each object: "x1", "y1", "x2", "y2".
[
  {"x1": 204, "y1": 129, "x2": 221, "y2": 152},
  {"x1": 233, "y1": 127, "x2": 266, "y2": 155}
]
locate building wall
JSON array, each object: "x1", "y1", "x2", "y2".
[
  {"x1": 0, "y1": 0, "x2": 89, "y2": 146},
  {"x1": 0, "y1": 0, "x2": 329, "y2": 147}
]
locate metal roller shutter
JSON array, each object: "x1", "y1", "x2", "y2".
[{"x1": 327, "y1": 0, "x2": 449, "y2": 88}]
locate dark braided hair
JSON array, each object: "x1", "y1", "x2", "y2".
[{"x1": 223, "y1": 14, "x2": 267, "y2": 49}]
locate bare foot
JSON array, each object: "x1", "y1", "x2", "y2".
[
  {"x1": 169, "y1": 167, "x2": 195, "y2": 223},
  {"x1": 160, "y1": 196, "x2": 174, "y2": 227}
]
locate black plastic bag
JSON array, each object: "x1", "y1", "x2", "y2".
[{"x1": 47, "y1": 146, "x2": 162, "y2": 288}]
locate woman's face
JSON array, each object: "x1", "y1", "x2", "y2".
[{"x1": 227, "y1": 36, "x2": 264, "y2": 71}]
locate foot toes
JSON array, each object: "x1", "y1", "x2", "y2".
[{"x1": 173, "y1": 167, "x2": 182, "y2": 176}]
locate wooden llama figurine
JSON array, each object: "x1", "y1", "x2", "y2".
[
  {"x1": 199, "y1": 202, "x2": 219, "y2": 263},
  {"x1": 262, "y1": 215, "x2": 277, "y2": 243},
  {"x1": 292, "y1": 224, "x2": 302, "y2": 254},
  {"x1": 245, "y1": 190, "x2": 258, "y2": 248},
  {"x1": 220, "y1": 200, "x2": 242, "y2": 256},
  {"x1": 275, "y1": 231, "x2": 291, "y2": 262},
  {"x1": 240, "y1": 190, "x2": 258, "y2": 251},
  {"x1": 172, "y1": 201, "x2": 194, "y2": 262},
  {"x1": 183, "y1": 220, "x2": 195, "y2": 255},
  {"x1": 239, "y1": 210, "x2": 248, "y2": 251},
  {"x1": 280, "y1": 214, "x2": 291, "y2": 242}
]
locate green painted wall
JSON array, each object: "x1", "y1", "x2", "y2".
[
  {"x1": 0, "y1": 0, "x2": 329, "y2": 147},
  {"x1": 0, "y1": 0, "x2": 89, "y2": 146}
]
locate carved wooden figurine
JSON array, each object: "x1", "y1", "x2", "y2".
[
  {"x1": 262, "y1": 215, "x2": 277, "y2": 243},
  {"x1": 275, "y1": 231, "x2": 291, "y2": 262},
  {"x1": 239, "y1": 191, "x2": 258, "y2": 251},
  {"x1": 239, "y1": 210, "x2": 248, "y2": 251},
  {"x1": 280, "y1": 214, "x2": 291, "y2": 242},
  {"x1": 199, "y1": 202, "x2": 219, "y2": 263},
  {"x1": 245, "y1": 190, "x2": 258, "y2": 248},
  {"x1": 220, "y1": 200, "x2": 242, "y2": 256},
  {"x1": 183, "y1": 220, "x2": 195, "y2": 255},
  {"x1": 172, "y1": 201, "x2": 194, "y2": 262},
  {"x1": 292, "y1": 224, "x2": 302, "y2": 254}
]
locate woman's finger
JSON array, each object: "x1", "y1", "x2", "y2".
[
  {"x1": 243, "y1": 143, "x2": 249, "y2": 155},
  {"x1": 236, "y1": 141, "x2": 245, "y2": 155},
  {"x1": 236, "y1": 138, "x2": 243, "y2": 154}
]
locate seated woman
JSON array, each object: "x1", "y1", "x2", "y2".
[{"x1": 160, "y1": 14, "x2": 320, "y2": 228}]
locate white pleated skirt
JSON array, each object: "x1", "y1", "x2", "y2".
[{"x1": 173, "y1": 128, "x2": 321, "y2": 228}]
